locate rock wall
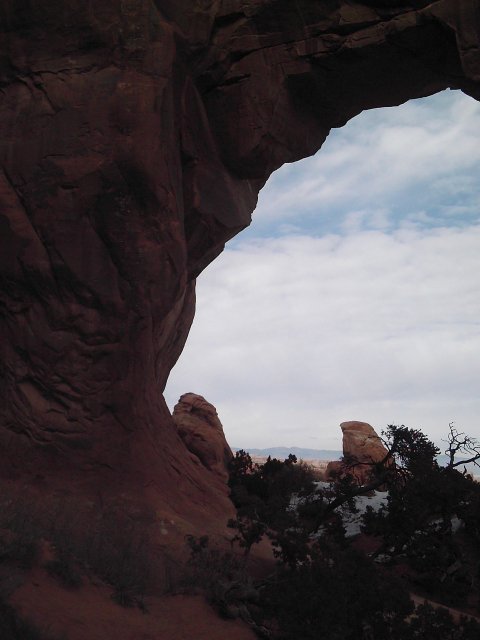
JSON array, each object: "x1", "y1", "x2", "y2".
[{"x1": 1, "y1": 1, "x2": 479, "y2": 517}]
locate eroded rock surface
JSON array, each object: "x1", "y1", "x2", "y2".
[
  {"x1": 1, "y1": 0, "x2": 479, "y2": 521},
  {"x1": 172, "y1": 393, "x2": 233, "y2": 481},
  {"x1": 341, "y1": 421, "x2": 389, "y2": 465}
]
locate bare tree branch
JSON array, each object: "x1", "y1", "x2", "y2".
[{"x1": 444, "y1": 423, "x2": 480, "y2": 470}]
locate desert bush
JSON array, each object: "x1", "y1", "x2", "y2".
[
  {"x1": 0, "y1": 488, "x2": 42, "y2": 571},
  {"x1": 0, "y1": 483, "x2": 156, "y2": 606},
  {"x1": 268, "y1": 525, "x2": 311, "y2": 568},
  {"x1": 0, "y1": 598, "x2": 62, "y2": 640},
  {"x1": 225, "y1": 429, "x2": 480, "y2": 638},
  {"x1": 229, "y1": 452, "x2": 316, "y2": 522},
  {"x1": 184, "y1": 535, "x2": 247, "y2": 590},
  {"x1": 0, "y1": 531, "x2": 38, "y2": 570},
  {"x1": 406, "y1": 603, "x2": 480, "y2": 640},
  {"x1": 362, "y1": 428, "x2": 480, "y2": 607},
  {"x1": 76, "y1": 510, "x2": 153, "y2": 607},
  {"x1": 228, "y1": 452, "x2": 318, "y2": 559},
  {"x1": 227, "y1": 517, "x2": 266, "y2": 556},
  {"x1": 45, "y1": 551, "x2": 82, "y2": 589},
  {"x1": 260, "y1": 543, "x2": 413, "y2": 640},
  {"x1": 183, "y1": 535, "x2": 255, "y2": 617}
]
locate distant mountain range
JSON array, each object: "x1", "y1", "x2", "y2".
[
  {"x1": 232, "y1": 446, "x2": 342, "y2": 460},
  {"x1": 233, "y1": 446, "x2": 479, "y2": 475}
]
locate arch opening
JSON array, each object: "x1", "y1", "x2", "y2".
[{"x1": 166, "y1": 89, "x2": 480, "y2": 452}]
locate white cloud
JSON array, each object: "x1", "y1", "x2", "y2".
[
  {"x1": 165, "y1": 90, "x2": 480, "y2": 452},
  {"x1": 165, "y1": 226, "x2": 480, "y2": 450},
  {"x1": 341, "y1": 208, "x2": 392, "y2": 233},
  {"x1": 250, "y1": 90, "x2": 480, "y2": 234}
]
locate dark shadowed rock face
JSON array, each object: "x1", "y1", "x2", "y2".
[{"x1": 0, "y1": 1, "x2": 479, "y2": 520}]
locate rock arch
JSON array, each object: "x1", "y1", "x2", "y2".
[{"x1": 0, "y1": 0, "x2": 479, "y2": 519}]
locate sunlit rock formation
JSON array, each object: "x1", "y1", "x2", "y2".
[
  {"x1": 327, "y1": 421, "x2": 389, "y2": 484},
  {"x1": 341, "y1": 421, "x2": 389, "y2": 465},
  {"x1": 1, "y1": 0, "x2": 479, "y2": 524}
]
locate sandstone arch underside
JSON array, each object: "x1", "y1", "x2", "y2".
[{"x1": 1, "y1": 0, "x2": 479, "y2": 518}]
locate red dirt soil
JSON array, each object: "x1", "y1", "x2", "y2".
[{"x1": 11, "y1": 565, "x2": 256, "y2": 640}]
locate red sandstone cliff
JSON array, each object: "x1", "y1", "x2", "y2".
[
  {"x1": 1, "y1": 0, "x2": 479, "y2": 520},
  {"x1": 0, "y1": 4, "x2": 480, "y2": 632}
]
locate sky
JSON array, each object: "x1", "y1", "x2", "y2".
[{"x1": 164, "y1": 89, "x2": 480, "y2": 453}]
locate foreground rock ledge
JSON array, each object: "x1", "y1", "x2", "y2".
[{"x1": 1, "y1": 1, "x2": 480, "y2": 524}]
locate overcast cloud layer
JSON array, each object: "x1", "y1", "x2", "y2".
[
  {"x1": 238, "y1": 89, "x2": 480, "y2": 239},
  {"x1": 165, "y1": 90, "x2": 480, "y2": 452}
]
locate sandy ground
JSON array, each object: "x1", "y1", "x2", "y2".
[{"x1": 10, "y1": 566, "x2": 257, "y2": 640}]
